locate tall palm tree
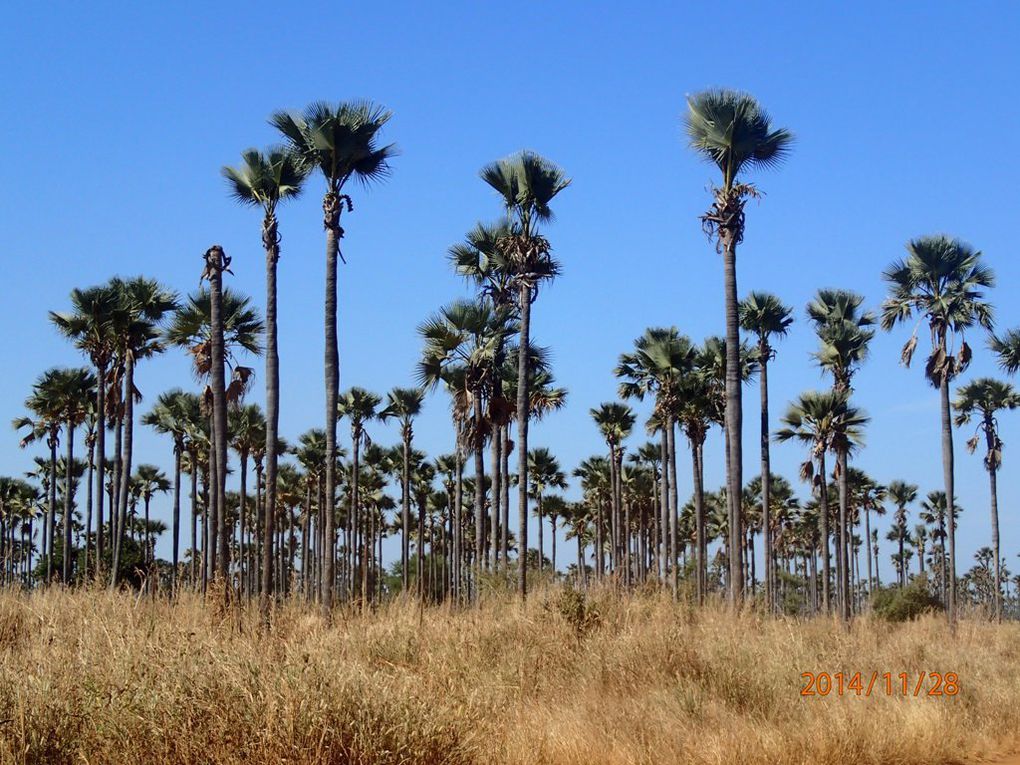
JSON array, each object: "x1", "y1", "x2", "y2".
[
  {"x1": 919, "y1": 491, "x2": 958, "y2": 603},
  {"x1": 223, "y1": 146, "x2": 308, "y2": 618},
  {"x1": 685, "y1": 90, "x2": 792, "y2": 605},
  {"x1": 337, "y1": 387, "x2": 381, "y2": 605},
  {"x1": 953, "y1": 377, "x2": 1019, "y2": 620},
  {"x1": 107, "y1": 277, "x2": 177, "y2": 587},
  {"x1": 739, "y1": 291, "x2": 793, "y2": 611},
  {"x1": 807, "y1": 288, "x2": 875, "y2": 619},
  {"x1": 142, "y1": 389, "x2": 195, "y2": 592},
  {"x1": 55, "y1": 368, "x2": 96, "y2": 581},
  {"x1": 526, "y1": 447, "x2": 567, "y2": 573},
  {"x1": 881, "y1": 235, "x2": 994, "y2": 625},
  {"x1": 418, "y1": 300, "x2": 515, "y2": 599},
  {"x1": 775, "y1": 390, "x2": 868, "y2": 613},
  {"x1": 229, "y1": 403, "x2": 266, "y2": 598},
  {"x1": 885, "y1": 480, "x2": 918, "y2": 588},
  {"x1": 380, "y1": 386, "x2": 425, "y2": 591},
  {"x1": 132, "y1": 464, "x2": 169, "y2": 567},
  {"x1": 272, "y1": 100, "x2": 396, "y2": 616},
  {"x1": 165, "y1": 283, "x2": 263, "y2": 586},
  {"x1": 50, "y1": 283, "x2": 120, "y2": 570},
  {"x1": 615, "y1": 327, "x2": 696, "y2": 594},
  {"x1": 590, "y1": 403, "x2": 636, "y2": 582},
  {"x1": 481, "y1": 150, "x2": 570, "y2": 599}
]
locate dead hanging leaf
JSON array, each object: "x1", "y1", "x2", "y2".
[
  {"x1": 799, "y1": 460, "x2": 814, "y2": 483},
  {"x1": 957, "y1": 340, "x2": 972, "y2": 371},
  {"x1": 966, "y1": 435, "x2": 980, "y2": 454},
  {"x1": 901, "y1": 335, "x2": 918, "y2": 367},
  {"x1": 226, "y1": 366, "x2": 255, "y2": 405},
  {"x1": 926, "y1": 348, "x2": 948, "y2": 385}
]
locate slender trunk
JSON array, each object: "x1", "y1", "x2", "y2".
[
  {"x1": 206, "y1": 247, "x2": 230, "y2": 593},
  {"x1": 939, "y1": 374, "x2": 957, "y2": 627},
  {"x1": 262, "y1": 217, "x2": 281, "y2": 621},
  {"x1": 238, "y1": 451, "x2": 248, "y2": 598},
  {"x1": 189, "y1": 455, "x2": 198, "y2": 588},
  {"x1": 490, "y1": 424, "x2": 501, "y2": 571},
  {"x1": 401, "y1": 429, "x2": 411, "y2": 590},
  {"x1": 321, "y1": 193, "x2": 341, "y2": 617},
  {"x1": 454, "y1": 447, "x2": 463, "y2": 602},
  {"x1": 722, "y1": 234, "x2": 743, "y2": 605},
  {"x1": 472, "y1": 390, "x2": 485, "y2": 599},
  {"x1": 837, "y1": 448, "x2": 850, "y2": 621},
  {"x1": 659, "y1": 429, "x2": 669, "y2": 585},
  {"x1": 759, "y1": 353, "x2": 773, "y2": 612},
  {"x1": 818, "y1": 452, "x2": 831, "y2": 613},
  {"x1": 550, "y1": 515, "x2": 557, "y2": 572},
  {"x1": 692, "y1": 437, "x2": 705, "y2": 603},
  {"x1": 171, "y1": 443, "x2": 181, "y2": 595},
  {"x1": 516, "y1": 283, "x2": 532, "y2": 598},
  {"x1": 84, "y1": 435, "x2": 94, "y2": 580},
  {"x1": 988, "y1": 428, "x2": 1002, "y2": 621},
  {"x1": 864, "y1": 504, "x2": 872, "y2": 600},
  {"x1": 95, "y1": 362, "x2": 106, "y2": 574},
  {"x1": 111, "y1": 355, "x2": 134, "y2": 588},
  {"x1": 500, "y1": 426, "x2": 511, "y2": 570},
  {"x1": 537, "y1": 494, "x2": 544, "y2": 574},
  {"x1": 63, "y1": 421, "x2": 74, "y2": 582}
]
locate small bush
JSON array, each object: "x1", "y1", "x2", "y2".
[
  {"x1": 555, "y1": 586, "x2": 601, "y2": 639},
  {"x1": 871, "y1": 575, "x2": 944, "y2": 621}
]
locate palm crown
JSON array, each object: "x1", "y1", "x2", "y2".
[{"x1": 685, "y1": 90, "x2": 793, "y2": 191}]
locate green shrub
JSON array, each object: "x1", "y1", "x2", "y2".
[{"x1": 871, "y1": 575, "x2": 944, "y2": 621}]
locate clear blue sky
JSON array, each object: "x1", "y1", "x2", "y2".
[{"x1": 3, "y1": 2, "x2": 1019, "y2": 581}]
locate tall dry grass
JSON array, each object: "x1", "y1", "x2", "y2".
[{"x1": 0, "y1": 585, "x2": 1018, "y2": 765}]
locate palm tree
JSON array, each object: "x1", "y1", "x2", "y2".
[
  {"x1": 590, "y1": 403, "x2": 636, "y2": 582},
  {"x1": 481, "y1": 150, "x2": 570, "y2": 599},
  {"x1": 272, "y1": 100, "x2": 396, "y2": 616},
  {"x1": 953, "y1": 377, "x2": 1019, "y2": 620},
  {"x1": 526, "y1": 448, "x2": 567, "y2": 574},
  {"x1": 418, "y1": 300, "x2": 515, "y2": 599},
  {"x1": 807, "y1": 288, "x2": 875, "y2": 618},
  {"x1": 739, "y1": 291, "x2": 793, "y2": 611},
  {"x1": 885, "y1": 480, "x2": 918, "y2": 587},
  {"x1": 165, "y1": 283, "x2": 263, "y2": 586},
  {"x1": 919, "y1": 490, "x2": 958, "y2": 603},
  {"x1": 685, "y1": 90, "x2": 792, "y2": 605},
  {"x1": 132, "y1": 464, "x2": 169, "y2": 567},
  {"x1": 108, "y1": 277, "x2": 177, "y2": 587},
  {"x1": 775, "y1": 390, "x2": 868, "y2": 614},
  {"x1": 50, "y1": 283, "x2": 120, "y2": 570},
  {"x1": 910, "y1": 524, "x2": 929, "y2": 577},
  {"x1": 51, "y1": 368, "x2": 95, "y2": 582},
  {"x1": 615, "y1": 327, "x2": 696, "y2": 594},
  {"x1": 223, "y1": 146, "x2": 308, "y2": 618},
  {"x1": 338, "y1": 387, "x2": 381, "y2": 605},
  {"x1": 379, "y1": 387, "x2": 425, "y2": 591},
  {"x1": 881, "y1": 234, "x2": 994, "y2": 625},
  {"x1": 141, "y1": 389, "x2": 194, "y2": 592},
  {"x1": 229, "y1": 403, "x2": 266, "y2": 598}
]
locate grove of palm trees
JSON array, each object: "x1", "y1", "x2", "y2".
[{"x1": 3, "y1": 6, "x2": 1020, "y2": 765}]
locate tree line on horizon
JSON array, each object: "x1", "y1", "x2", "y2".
[{"x1": 2, "y1": 91, "x2": 1019, "y2": 625}]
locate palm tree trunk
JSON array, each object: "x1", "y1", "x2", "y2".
[
  {"x1": 939, "y1": 374, "x2": 957, "y2": 627},
  {"x1": 401, "y1": 430, "x2": 410, "y2": 591},
  {"x1": 722, "y1": 235, "x2": 743, "y2": 606},
  {"x1": 692, "y1": 438, "x2": 705, "y2": 603},
  {"x1": 206, "y1": 250, "x2": 230, "y2": 593},
  {"x1": 500, "y1": 425, "x2": 511, "y2": 571},
  {"x1": 818, "y1": 452, "x2": 831, "y2": 613},
  {"x1": 94, "y1": 362, "x2": 106, "y2": 574},
  {"x1": 516, "y1": 283, "x2": 532, "y2": 598},
  {"x1": 659, "y1": 429, "x2": 669, "y2": 585},
  {"x1": 472, "y1": 390, "x2": 485, "y2": 600},
  {"x1": 111, "y1": 354, "x2": 134, "y2": 588},
  {"x1": 759, "y1": 354, "x2": 774, "y2": 612},
  {"x1": 988, "y1": 450, "x2": 1002, "y2": 622},
  {"x1": 84, "y1": 435, "x2": 94, "y2": 580},
  {"x1": 837, "y1": 448, "x2": 850, "y2": 621},
  {"x1": 490, "y1": 426, "x2": 501, "y2": 572},
  {"x1": 550, "y1": 515, "x2": 557, "y2": 573},
  {"x1": 62, "y1": 421, "x2": 74, "y2": 583},
  {"x1": 537, "y1": 494, "x2": 544, "y2": 575},
  {"x1": 171, "y1": 443, "x2": 181, "y2": 595},
  {"x1": 864, "y1": 504, "x2": 873, "y2": 599},
  {"x1": 238, "y1": 451, "x2": 248, "y2": 598},
  {"x1": 262, "y1": 222, "x2": 281, "y2": 622},
  {"x1": 189, "y1": 455, "x2": 198, "y2": 588},
  {"x1": 321, "y1": 193, "x2": 341, "y2": 617},
  {"x1": 454, "y1": 447, "x2": 463, "y2": 602}
]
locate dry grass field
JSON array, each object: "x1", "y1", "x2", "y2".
[{"x1": 1, "y1": 586, "x2": 1018, "y2": 765}]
